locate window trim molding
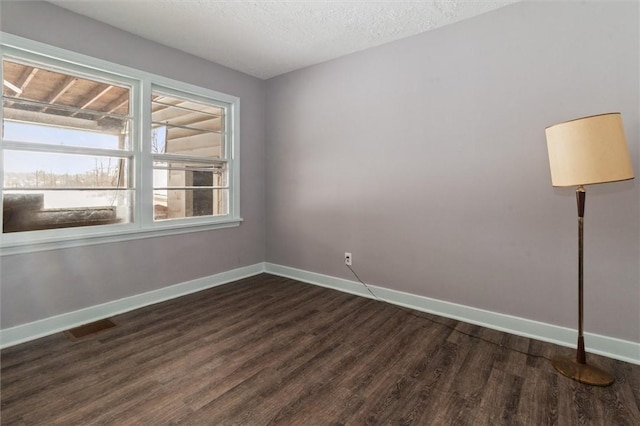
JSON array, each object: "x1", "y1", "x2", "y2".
[
  {"x1": 0, "y1": 32, "x2": 242, "y2": 256},
  {"x1": 0, "y1": 219, "x2": 243, "y2": 256}
]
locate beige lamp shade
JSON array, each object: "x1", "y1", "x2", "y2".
[{"x1": 545, "y1": 113, "x2": 635, "y2": 187}]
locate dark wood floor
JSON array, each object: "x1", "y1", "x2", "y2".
[{"x1": 1, "y1": 273, "x2": 639, "y2": 425}]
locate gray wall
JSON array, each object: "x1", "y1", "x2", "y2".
[
  {"x1": 265, "y1": 1, "x2": 640, "y2": 342},
  {"x1": 0, "y1": 1, "x2": 266, "y2": 327}
]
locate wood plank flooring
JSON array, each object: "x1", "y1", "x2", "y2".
[{"x1": 1, "y1": 273, "x2": 638, "y2": 425}]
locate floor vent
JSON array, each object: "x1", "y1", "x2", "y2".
[{"x1": 64, "y1": 319, "x2": 117, "y2": 341}]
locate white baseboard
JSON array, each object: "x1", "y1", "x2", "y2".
[
  {"x1": 3, "y1": 261, "x2": 638, "y2": 365},
  {"x1": 0, "y1": 263, "x2": 266, "y2": 349},
  {"x1": 264, "y1": 263, "x2": 640, "y2": 365}
]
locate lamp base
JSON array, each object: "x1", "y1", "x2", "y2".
[{"x1": 552, "y1": 356, "x2": 614, "y2": 386}]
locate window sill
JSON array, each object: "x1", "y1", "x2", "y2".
[{"x1": 0, "y1": 218, "x2": 243, "y2": 256}]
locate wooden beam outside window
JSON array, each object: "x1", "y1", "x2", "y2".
[{"x1": 71, "y1": 84, "x2": 113, "y2": 117}]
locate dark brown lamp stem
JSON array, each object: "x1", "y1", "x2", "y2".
[
  {"x1": 551, "y1": 185, "x2": 614, "y2": 386},
  {"x1": 577, "y1": 186, "x2": 586, "y2": 365}
]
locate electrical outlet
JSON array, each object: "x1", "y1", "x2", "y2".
[{"x1": 344, "y1": 252, "x2": 352, "y2": 266}]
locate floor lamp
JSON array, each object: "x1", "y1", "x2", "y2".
[{"x1": 545, "y1": 112, "x2": 635, "y2": 387}]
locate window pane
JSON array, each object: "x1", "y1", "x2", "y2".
[
  {"x1": 153, "y1": 160, "x2": 228, "y2": 220},
  {"x1": 3, "y1": 148, "x2": 132, "y2": 232},
  {"x1": 2, "y1": 189, "x2": 133, "y2": 233},
  {"x1": 2, "y1": 59, "x2": 131, "y2": 149},
  {"x1": 3, "y1": 150, "x2": 130, "y2": 189},
  {"x1": 3, "y1": 59, "x2": 130, "y2": 114},
  {"x1": 154, "y1": 189, "x2": 228, "y2": 221},
  {"x1": 151, "y1": 92, "x2": 225, "y2": 158}
]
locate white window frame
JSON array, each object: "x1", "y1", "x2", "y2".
[
  {"x1": 148, "y1": 84, "x2": 234, "y2": 226},
  {"x1": 0, "y1": 33, "x2": 241, "y2": 256}
]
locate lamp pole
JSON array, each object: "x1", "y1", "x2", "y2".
[
  {"x1": 576, "y1": 185, "x2": 586, "y2": 365},
  {"x1": 550, "y1": 184, "x2": 614, "y2": 386}
]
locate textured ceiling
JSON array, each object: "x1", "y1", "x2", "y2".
[{"x1": 48, "y1": 0, "x2": 520, "y2": 79}]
